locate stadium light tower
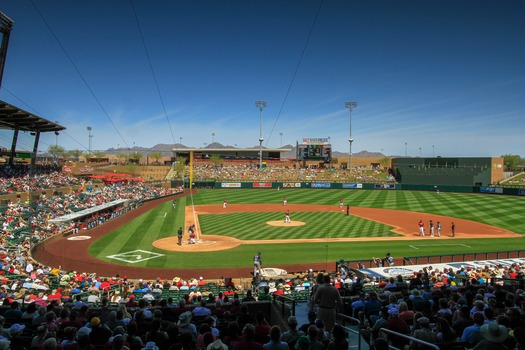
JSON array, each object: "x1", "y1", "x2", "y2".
[
  {"x1": 212, "y1": 132, "x2": 215, "y2": 143},
  {"x1": 345, "y1": 101, "x2": 357, "y2": 170},
  {"x1": 87, "y1": 126, "x2": 93, "y2": 153},
  {"x1": 279, "y1": 132, "x2": 283, "y2": 147},
  {"x1": 255, "y1": 100, "x2": 267, "y2": 170},
  {"x1": 405, "y1": 142, "x2": 407, "y2": 157}
]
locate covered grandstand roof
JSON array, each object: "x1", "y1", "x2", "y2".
[{"x1": 0, "y1": 99, "x2": 65, "y2": 133}]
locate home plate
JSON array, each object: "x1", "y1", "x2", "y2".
[{"x1": 260, "y1": 267, "x2": 288, "y2": 278}]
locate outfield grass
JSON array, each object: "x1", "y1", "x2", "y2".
[{"x1": 89, "y1": 189, "x2": 525, "y2": 270}]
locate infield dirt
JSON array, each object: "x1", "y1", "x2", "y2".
[{"x1": 32, "y1": 193, "x2": 519, "y2": 279}]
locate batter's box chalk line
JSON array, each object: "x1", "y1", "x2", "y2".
[{"x1": 107, "y1": 249, "x2": 165, "y2": 264}]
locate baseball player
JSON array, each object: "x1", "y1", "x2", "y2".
[
  {"x1": 418, "y1": 220, "x2": 425, "y2": 236},
  {"x1": 254, "y1": 252, "x2": 262, "y2": 276},
  {"x1": 177, "y1": 227, "x2": 183, "y2": 245}
]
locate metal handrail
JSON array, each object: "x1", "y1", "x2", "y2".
[
  {"x1": 379, "y1": 328, "x2": 440, "y2": 350},
  {"x1": 272, "y1": 293, "x2": 297, "y2": 316},
  {"x1": 337, "y1": 314, "x2": 362, "y2": 350}
]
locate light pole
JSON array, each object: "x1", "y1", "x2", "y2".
[
  {"x1": 255, "y1": 100, "x2": 267, "y2": 170},
  {"x1": 419, "y1": 147, "x2": 422, "y2": 157},
  {"x1": 432, "y1": 145, "x2": 435, "y2": 157},
  {"x1": 87, "y1": 126, "x2": 92, "y2": 153},
  {"x1": 279, "y1": 132, "x2": 283, "y2": 147},
  {"x1": 180, "y1": 137, "x2": 182, "y2": 145},
  {"x1": 404, "y1": 142, "x2": 407, "y2": 157},
  {"x1": 212, "y1": 133, "x2": 215, "y2": 143},
  {"x1": 345, "y1": 101, "x2": 357, "y2": 170}
]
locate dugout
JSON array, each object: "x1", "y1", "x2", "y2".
[{"x1": 392, "y1": 157, "x2": 504, "y2": 186}]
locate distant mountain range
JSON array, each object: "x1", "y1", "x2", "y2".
[{"x1": 104, "y1": 143, "x2": 387, "y2": 158}]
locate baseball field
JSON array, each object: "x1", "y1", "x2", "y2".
[{"x1": 34, "y1": 188, "x2": 525, "y2": 279}]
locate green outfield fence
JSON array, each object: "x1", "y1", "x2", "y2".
[{"x1": 179, "y1": 179, "x2": 525, "y2": 196}]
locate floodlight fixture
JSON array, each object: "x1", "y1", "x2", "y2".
[
  {"x1": 255, "y1": 100, "x2": 267, "y2": 170},
  {"x1": 345, "y1": 101, "x2": 358, "y2": 170}
]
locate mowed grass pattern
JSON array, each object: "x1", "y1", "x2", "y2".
[
  {"x1": 198, "y1": 212, "x2": 398, "y2": 240},
  {"x1": 89, "y1": 189, "x2": 525, "y2": 270}
]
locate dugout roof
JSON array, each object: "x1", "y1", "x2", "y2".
[{"x1": 0, "y1": 99, "x2": 65, "y2": 132}]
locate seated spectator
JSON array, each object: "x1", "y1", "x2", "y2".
[
  {"x1": 306, "y1": 325, "x2": 324, "y2": 350},
  {"x1": 473, "y1": 322, "x2": 509, "y2": 350},
  {"x1": 233, "y1": 323, "x2": 263, "y2": 350},
  {"x1": 410, "y1": 316, "x2": 437, "y2": 349},
  {"x1": 281, "y1": 316, "x2": 304, "y2": 348},
  {"x1": 383, "y1": 308, "x2": 410, "y2": 349},
  {"x1": 461, "y1": 311, "x2": 485, "y2": 348},
  {"x1": 177, "y1": 311, "x2": 197, "y2": 340},
  {"x1": 327, "y1": 324, "x2": 348, "y2": 350},
  {"x1": 254, "y1": 312, "x2": 271, "y2": 344},
  {"x1": 193, "y1": 300, "x2": 212, "y2": 317},
  {"x1": 263, "y1": 325, "x2": 288, "y2": 350}
]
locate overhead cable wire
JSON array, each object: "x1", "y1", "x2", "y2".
[
  {"x1": 265, "y1": 0, "x2": 325, "y2": 147},
  {"x1": 29, "y1": 0, "x2": 130, "y2": 150},
  {"x1": 0, "y1": 87, "x2": 89, "y2": 152},
  {"x1": 129, "y1": 0, "x2": 177, "y2": 145}
]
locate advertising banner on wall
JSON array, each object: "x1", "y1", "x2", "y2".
[
  {"x1": 480, "y1": 187, "x2": 504, "y2": 194},
  {"x1": 253, "y1": 183, "x2": 272, "y2": 188},
  {"x1": 221, "y1": 183, "x2": 241, "y2": 188},
  {"x1": 312, "y1": 182, "x2": 331, "y2": 188},
  {"x1": 283, "y1": 183, "x2": 301, "y2": 188},
  {"x1": 342, "y1": 183, "x2": 363, "y2": 189},
  {"x1": 374, "y1": 184, "x2": 395, "y2": 189}
]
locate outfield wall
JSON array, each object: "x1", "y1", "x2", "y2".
[{"x1": 182, "y1": 180, "x2": 525, "y2": 196}]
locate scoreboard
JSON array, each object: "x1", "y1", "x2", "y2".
[{"x1": 297, "y1": 143, "x2": 332, "y2": 162}]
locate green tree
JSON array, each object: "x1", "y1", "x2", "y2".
[
  {"x1": 379, "y1": 157, "x2": 391, "y2": 168},
  {"x1": 130, "y1": 152, "x2": 142, "y2": 164},
  {"x1": 91, "y1": 150, "x2": 106, "y2": 159},
  {"x1": 48, "y1": 145, "x2": 66, "y2": 159},
  {"x1": 173, "y1": 156, "x2": 186, "y2": 178},
  {"x1": 116, "y1": 152, "x2": 128, "y2": 165},
  {"x1": 210, "y1": 154, "x2": 223, "y2": 167},
  {"x1": 67, "y1": 149, "x2": 83, "y2": 160},
  {"x1": 502, "y1": 154, "x2": 523, "y2": 169},
  {"x1": 148, "y1": 151, "x2": 163, "y2": 165}
]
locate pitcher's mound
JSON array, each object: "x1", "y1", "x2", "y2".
[{"x1": 266, "y1": 221, "x2": 306, "y2": 227}]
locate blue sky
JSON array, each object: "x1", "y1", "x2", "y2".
[{"x1": 0, "y1": 0, "x2": 524, "y2": 157}]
